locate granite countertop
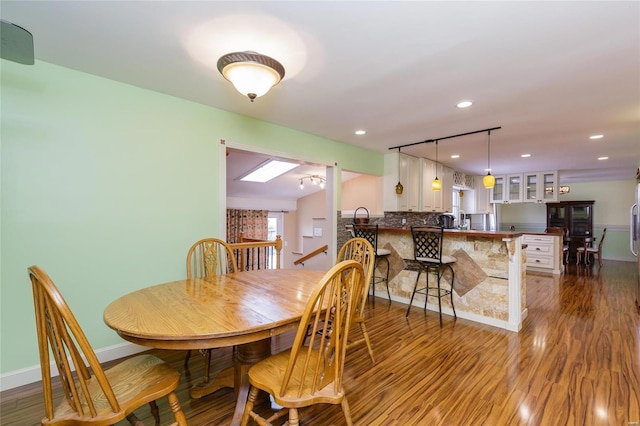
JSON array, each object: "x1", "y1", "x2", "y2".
[{"x1": 346, "y1": 224, "x2": 522, "y2": 238}]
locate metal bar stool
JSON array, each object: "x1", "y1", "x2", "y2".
[
  {"x1": 406, "y1": 226, "x2": 457, "y2": 327},
  {"x1": 352, "y1": 223, "x2": 391, "y2": 307}
]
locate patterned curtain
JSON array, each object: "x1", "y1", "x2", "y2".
[{"x1": 226, "y1": 209, "x2": 269, "y2": 243}]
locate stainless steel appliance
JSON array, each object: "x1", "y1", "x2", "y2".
[
  {"x1": 630, "y1": 175, "x2": 640, "y2": 313},
  {"x1": 438, "y1": 214, "x2": 456, "y2": 229}
]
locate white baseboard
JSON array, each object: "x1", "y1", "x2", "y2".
[{"x1": 0, "y1": 342, "x2": 148, "y2": 392}]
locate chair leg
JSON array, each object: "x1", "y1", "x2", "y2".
[
  {"x1": 436, "y1": 270, "x2": 444, "y2": 328},
  {"x1": 341, "y1": 396, "x2": 354, "y2": 426},
  {"x1": 288, "y1": 408, "x2": 300, "y2": 425},
  {"x1": 371, "y1": 262, "x2": 376, "y2": 308},
  {"x1": 149, "y1": 400, "x2": 160, "y2": 425},
  {"x1": 167, "y1": 391, "x2": 188, "y2": 426},
  {"x1": 406, "y1": 269, "x2": 422, "y2": 317},
  {"x1": 359, "y1": 322, "x2": 375, "y2": 364},
  {"x1": 240, "y1": 386, "x2": 259, "y2": 426},
  {"x1": 446, "y1": 264, "x2": 456, "y2": 319},
  {"x1": 380, "y1": 255, "x2": 391, "y2": 302}
]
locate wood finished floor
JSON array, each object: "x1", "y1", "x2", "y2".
[{"x1": 1, "y1": 260, "x2": 639, "y2": 425}]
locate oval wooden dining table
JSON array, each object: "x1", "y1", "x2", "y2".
[{"x1": 103, "y1": 268, "x2": 326, "y2": 425}]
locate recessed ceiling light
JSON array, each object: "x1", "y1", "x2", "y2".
[
  {"x1": 456, "y1": 100, "x2": 473, "y2": 108},
  {"x1": 521, "y1": 154, "x2": 531, "y2": 158},
  {"x1": 589, "y1": 134, "x2": 604, "y2": 140},
  {"x1": 355, "y1": 130, "x2": 366, "y2": 135},
  {"x1": 450, "y1": 154, "x2": 460, "y2": 159},
  {"x1": 597, "y1": 156, "x2": 608, "y2": 161},
  {"x1": 484, "y1": 168, "x2": 492, "y2": 172},
  {"x1": 239, "y1": 159, "x2": 299, "y2": 183}
]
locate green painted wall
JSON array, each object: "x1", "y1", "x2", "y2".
[
  {"x1": 500, "y1": 179, "x2": 637, "y2": 261},
  {"x1": 0, "y1": 60, "x2": 382, "y2": 375}
]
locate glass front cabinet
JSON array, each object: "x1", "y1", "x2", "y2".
[
  {"x1": 546, "y1": 201, "x2": 594, "y2": 261},
  {"x1": 524, "y1": 171, "x2": 558, "y2": 203}
]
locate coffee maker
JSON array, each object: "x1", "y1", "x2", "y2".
[{"x1": 437, "y1": 214, "x2": 456, "y2": 229}]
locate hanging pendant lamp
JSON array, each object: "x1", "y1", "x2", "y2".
[
  {"x1": 483, "y1": 130, "x2": 496, "y2": 189},
  {"x1": 395, "y1": 148, "x2": 404, "y2": 194},
  {"x1": 432, "y1": 140, "x2": 441, "y2": 191}
]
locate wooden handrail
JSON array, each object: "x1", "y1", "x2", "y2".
[
  {"x1": 229, "y1": 234, "x2": 283, "y2": 270},
  {"x1": 294, "y1": 244, "x2": 329, "y2": 266}
]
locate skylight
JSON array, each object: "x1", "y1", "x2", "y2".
[{"x1": 239, "y1": 159, "x2": 299, "y2": 183}]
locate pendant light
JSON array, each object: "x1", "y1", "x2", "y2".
[
  {"x1": 483, "y1": 130, "x2": 496, "y2": 189},
  {"x1": 432, "y1": 140, "x2": 441, "y2": 191},
  {"x1": 395, "y1": 148, "x2": 404, "y2": 194}
]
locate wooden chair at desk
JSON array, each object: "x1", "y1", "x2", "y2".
[
  {"x1": 240, "y1": 260, "x2": 364, "y2": 426},
  {"x1": 338, "y1": 237, "x2": 376, "y2": 364},
  {"x1": 28, "y1": 266, "x2": 187, "y2": 426},
  {"x1": 184, "y1": 237, "x2": 238, "y2": 385},
  {"x1": 576, "y1": 228, "x2": 607, "y2": 267}
]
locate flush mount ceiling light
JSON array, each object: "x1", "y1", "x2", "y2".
[
  {"x1": 217, "y1": 51, "x2": 285, "y2": 102},
  {"x1": 299, "y1": 175, "x2": 326, "y2": 190},
  {"x1": 456, "y1": 100, "x2": 473, "y2": 108}
]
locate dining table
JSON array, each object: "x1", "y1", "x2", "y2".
[{"x1": 103, "y1": 268, "x2": 326, "y2": 425}]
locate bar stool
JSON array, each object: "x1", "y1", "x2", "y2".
[
  {"x1": 352, "y1": 223, "x2": 391, "y2": 307},
  {"x1": 406, "y1": 226, "x2": 457, "y2": 327}
]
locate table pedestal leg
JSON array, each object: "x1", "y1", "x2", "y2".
[{"x1": 231, "y1": 338, "x2": 272, "y2": 425}]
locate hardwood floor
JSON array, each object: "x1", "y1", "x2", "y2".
[{"x1": 2, "y1": 260, "x2": 639, "y2": 425}]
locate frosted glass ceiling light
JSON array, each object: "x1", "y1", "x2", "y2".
[{"x1": 217, "y1": 51, "x2": 285, "y2": 102}]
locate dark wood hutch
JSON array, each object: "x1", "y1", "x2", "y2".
[{"x1": 547, "y1": 200, "x2": 594, "y2": 261}]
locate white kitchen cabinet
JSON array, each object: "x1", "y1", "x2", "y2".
[
  {"x1": 421, "y1": 160, "x2": 452, "y2": 212},
  {"x1": 383, "y1": 152, "x2": 420, "y2": 212},
  {"x1": 442, "y1": 166, "x2": 454, "y2": 213},
  {"x1": 523, "y1": 233, "x2": 562, "y2": 274},
  {"x1": 506, "y1": 174, "x2": 523, "y2": 203},
  {"x1": 421, "y1": 159, "x2": 438, "y2": 212},
  {"x1": 490, "y1": 175, "x2": 506, "y2": 203},
  {"x1": 473, "y1": 176, "x2": 492, "y2": 214},
  {"x1": 524, "y1": 171, "x2": 558, "y2": 203},
  {"x1": 491, "y1": 174, "x2": 523, "y2": 203}
]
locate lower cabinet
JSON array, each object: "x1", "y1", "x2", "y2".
[{"x1": 523, "y1": 234, "x2": 562, "y2": 275}]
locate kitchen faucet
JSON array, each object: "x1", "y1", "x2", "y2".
[{"x1": 459, "y1": 210, "x2": 466, "y2": 229}]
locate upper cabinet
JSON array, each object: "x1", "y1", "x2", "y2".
[
  {"x1": 383, "y1": 152, "x2": 420, "y2": 212},
  {"x1": 490, "y1": 175, "x2": 506, "y2": 203},
  {"x1": 506, "y1": 174, "x2": 523, "y2": 203},
  {"x1": 523, "y1": 171, "x2": 558, "y2": 203},
  {"x1": 491, "y1": 170, "x2": 558, "y2": 204},
  {"x1": 473, "y1": 177, "x2": 492, "y2": 214},
  {"x1": 421, "y1": 160, "x2": 453, "y2": 213},
  {"x1": 383, "y1": 153, "x2": 453, "y2": 213}
]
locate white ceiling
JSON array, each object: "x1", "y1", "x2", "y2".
[{"x1": 2, "y1": 1, "x2": 639, "y2": 201}]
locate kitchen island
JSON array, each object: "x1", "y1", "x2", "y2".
[{"x1": 369, "y1": 227, "x2": 526, "y2": 332}]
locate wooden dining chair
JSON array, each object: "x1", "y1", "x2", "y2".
[
  {"x1": 184, "y1": 238, "x2": 238, "y2": 382},
  {"x1": 27, "y1": 266, "x2": 187, "y2": 426},
  {"x1": 576, "y1": 228, "x2": 607, "y2": 267},
  {"x1": 240, "y1": 260, "x2": 364, "y2": 426},
  {"x1": 338, "y1": 237, "x2": 376, "y2": 364}
]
